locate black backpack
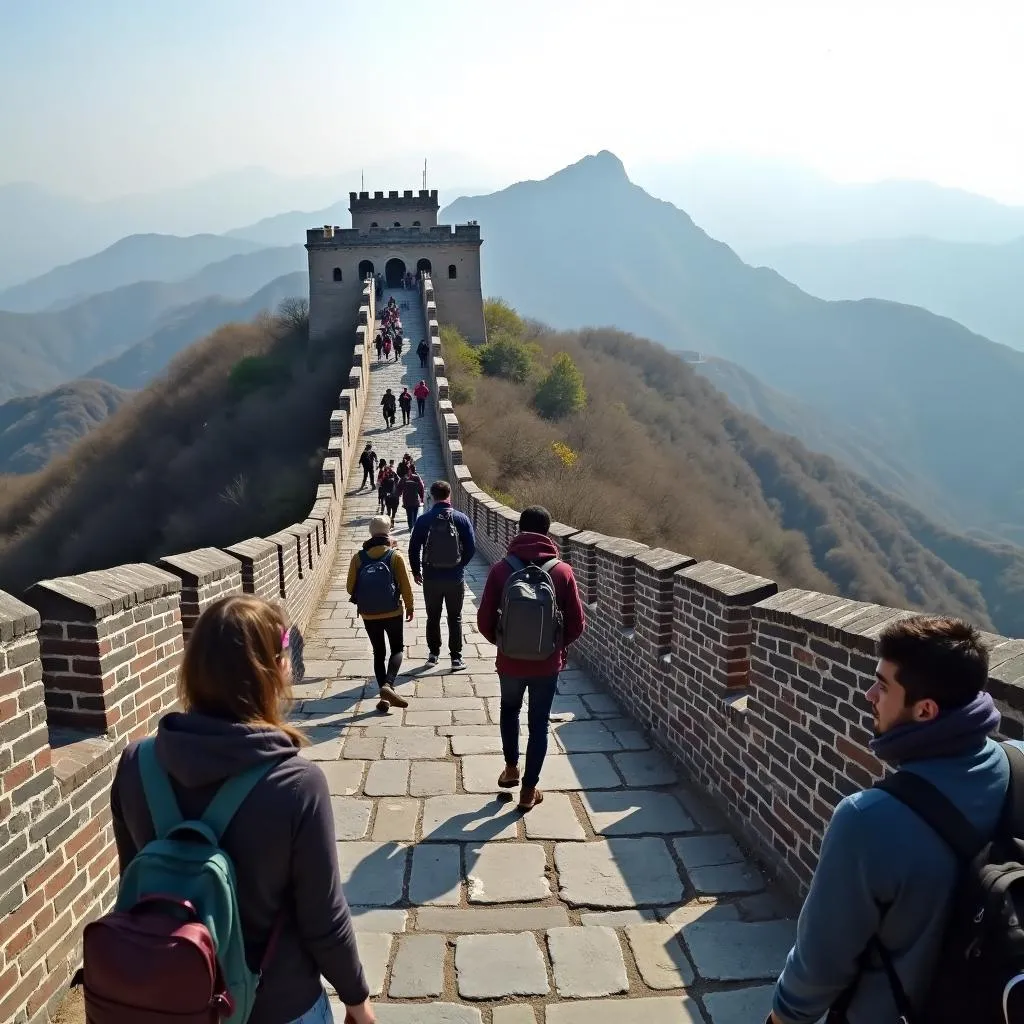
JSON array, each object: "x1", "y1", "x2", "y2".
[
  {"x1": 354, "y1": 550, "x2": 401, "y2": 617},
  {"x1": 496, "y1": 556, "x2": 563, "y2": 661},
  {"x1": 424, "y1": 509, "x2": 463, "y2": 570},
  {"x1": 829, "y1": 742, "x2": 1024, "y2": 1024}
]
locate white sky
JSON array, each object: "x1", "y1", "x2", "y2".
[{"x1": 2, "y1": 0, "x2": 1023, "y2": 202}]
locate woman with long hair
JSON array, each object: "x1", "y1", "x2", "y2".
[{"x1": 110, "y1": 595, "x2": 375, "y2": 1024}]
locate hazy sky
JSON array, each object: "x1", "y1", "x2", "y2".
[{"x1": 3, "y1": 0, "x2": 1023, "y2": 202}]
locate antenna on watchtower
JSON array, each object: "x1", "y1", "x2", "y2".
[
  {"x1": 361, "y1": 168, "x2": 364, "y2": 191},
  {"x1": 423, "y1": 158, "x2": 427, "y2": 191}
]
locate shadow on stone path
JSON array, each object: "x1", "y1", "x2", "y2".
[{"x1": 291, "y1": 289, "x2": 797, "y2": 1023}]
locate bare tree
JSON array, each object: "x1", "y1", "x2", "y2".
[{"x1": 276, "y1": 297, "x2": 310, "y2": 334}]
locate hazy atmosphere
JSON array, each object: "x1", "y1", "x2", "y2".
[{"x1": 3, "y1": 0, "x2": 1023, "y2": 203}]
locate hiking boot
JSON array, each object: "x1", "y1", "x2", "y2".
[
  {"x1": 518, "y1": 786, "x2": 544, "y2": 811},
  {"x1": 451, "y1": 656, "x2": 466, "y2": 671},
  {"x1": 379, "y1": 685, "x2": 409, "y2": 709},
  {"x1": 498, "y1": 763, "x2": 520, "y2": 788},
  {"x1": 426, "y1": 653, "x2": 439, "y2": 667},
  {"x1": 376, "y1": 698, "x2": 391, "y2": 714}
]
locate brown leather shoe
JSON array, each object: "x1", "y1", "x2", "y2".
[
  {"x1": 379, "y1": 685, "x2": 409, "y2": 709},
  {"x1": 518, "y1": 786, "x2": 544, "y2": 811},
  {"x1": 498, "y1": 763, "x2": 520, "y2": 788}
]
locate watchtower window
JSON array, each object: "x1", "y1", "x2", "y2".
[
  {"x1": 413, "y1": 220, "x2": 421, "y2": 227},
  {"x1": 332, "y1": 267, "x2": 342, "y2": 282},
  {"x1": 394, "y1": 221, "x2": 401, "y2": 227},
  {"x1": 448, "y1": 264, "x2": 457, "y2": 280},
  {"x1": 416, "y1": 258, "x2": 432, "y2": 276},
  {"x1": 370, "y1": 221, "x2": 378, "y2": 228}
]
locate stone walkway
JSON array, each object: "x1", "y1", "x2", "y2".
[{"x1": 292, "y1": 290, "x2": 797, "y2": 1023}]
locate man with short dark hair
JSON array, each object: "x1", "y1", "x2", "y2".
[
  {"x1": 476, "y1": 505, "x2": 585, "y2": 810},
  {"x1": 408, "y1": 480, "x2": 475, "y2": 671},
  {"x1": 769, "y1": 615, "x2": 1018, "y2": 1024},
  {"x1": 358, "y1": 444, "x2": 377, "y2": 490}
]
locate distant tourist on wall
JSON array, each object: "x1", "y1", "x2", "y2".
[
  {"x1": 398, "y1": 387, "x2": 413, "y2": 426},
  {"x1": 376, "y1": 462, "x2": 393, "y2": 514},
  {"x1": 380, "y1": 389, "x2": 396, "y2": 429},
  {"x1": 417, "y1": 339, "x2": 430, "y2": 368},
  {"x1": 347, "y1": 517, "x2": 414, "y2": 714},
  {"x1": 414, "y1": 380, "x2": 430, "y2": 418},
  {"x1": 398, "y1": 464, "x2": 424, "y2": 531},
  {"x1": 768, "y1": 616, "x2": 1022, "y2": 1024},
  {"x1": 358, "y1": 443, "x2": 377, "y2": 490},
  {"x1": 374, "y1": 333, "x2": 384, "y2": 362},
  {"x1": 382, "y1": 335, "x2": 392, "y2": 361},
  {"x1": 394, "y1": 335, "x2": 404, "y2": 361},
  {"x1": 107, "y1": 596, "x2": 375, "y2": 1024},
  {"x1": 408, "y1": 480, "x2": 476, "y2": 673},
  {"x1": 477, "y1": 506, "x2": 586, "y2": 810}
]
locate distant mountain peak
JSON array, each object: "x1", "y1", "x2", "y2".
[{"x1": 552, "y1": 150, "x2": 629, "y2": 184}]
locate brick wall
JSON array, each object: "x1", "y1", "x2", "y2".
[
  {"x1": 420, "y1": 274, "x2": 1024, "y2": 900},
  {"x1": 0, "y1": 282, "x2": 375, "y2": 1022}
]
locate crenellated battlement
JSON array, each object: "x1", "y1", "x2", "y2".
[
  {"x1": 306, "y1": 223, "x2": 481, "y2": 246},
  {"x1": 415, "y1": 272, "x2": 1024, "y2": 899},
  {"x1": 0, "y1": 281, "x2": 379, "y2": 1024}
]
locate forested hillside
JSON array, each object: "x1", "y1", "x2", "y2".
[{"x1": 448, "y1": 301, "x2": 1024, "y2": 638}]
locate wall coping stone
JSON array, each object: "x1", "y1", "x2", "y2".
[
  {"x1": 453, "y1": 465, "x2": 472, "y2": 483},
  {"x1": 225, "y1": 537, "x2": 278, "y2": 561},
  {"x1": 596, "y1": 537, "x2": 649, "y2": 560},
  {"x1": 159, "y1": 548, "x2": 243, "y2": 586},
  {"x1": 27, "y1": 563, "x2": 181, "y2": 621},
  {"x1": 635, "y1": 548, "x2": 696, "y2": 574},
  {"x1": 568, "y1": 530, "x2": 608, "y2": 548},
  {"x1": 548, "y1": 522, "x2": 578, "y2": 544},
  {"x1": 0, "y1": 591, "x2": 40, "y2": 642},
  {"x1": 679, "y1": 560, "x2": 777, "y2": 603}
]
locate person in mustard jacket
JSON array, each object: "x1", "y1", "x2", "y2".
[{"x1": 346, "y1": 517, "x2": 414, "y2": 712}]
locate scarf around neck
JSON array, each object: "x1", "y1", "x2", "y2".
[{"x1": 869, "y1": 691, "x2": 1001, "y2": 767}]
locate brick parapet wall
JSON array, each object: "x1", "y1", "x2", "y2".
[
  {"x1": 417, "y1": 274, "x2": 1024, "y2": 902},
  {"x1": 0, "y1": 281, "x2": 375, "y2": 1022}
]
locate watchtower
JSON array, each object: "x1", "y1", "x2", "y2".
[{"x1": 307, "y1": 188, "x2": 485, "y2": 344}]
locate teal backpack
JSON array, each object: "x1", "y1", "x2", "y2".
[{"x1": 78, "y1": 738, "x2": 280, "y2": 1023}]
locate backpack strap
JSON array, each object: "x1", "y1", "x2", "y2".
[
  {"x1": 138, "y1": 737, "x2": 184, "y2": 839},
  {"x1": 874, "y1": 769, "x2": 985, "y2": 863},
  {"x1": 998, "y1": 742, "x2": 1024, "y2": 837},
  {"x1": 201, "y1": 759, "x2": 279, "y2": 842},
  {"x1": 538, "y1": 557, "x2": 560, "y2": 573},
  {"x1": 504, "y1": 555, "x2": 525, "y2": 573}
]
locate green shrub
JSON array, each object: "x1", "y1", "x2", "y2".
[
  {"x1": 478, "y1": 336, "x2": 537, "y2": 384},
  {"x1": 483, "y1": 298, "x2": 525, "y2": 340},
  {"x1": 534, "y1": 353, "x2": 587, "y2": 420},
  {"x1": 439, "y1": 325, "x2": 481, "y2": 378}
]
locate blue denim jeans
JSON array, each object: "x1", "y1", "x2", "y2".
[
  {"x1": 288, "y1": 991, "x2": 333, "y2": 1024},
  {"x1": 499, "y1": 674, "x2": 558, "y2": 788}
]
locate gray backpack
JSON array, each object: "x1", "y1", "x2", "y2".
[
  {"x1": 496, "y1": 555, "x2": 563, "y2": 660},
  {"x1": 425, "y1": 509, "x2": 463, "y2": 570}
]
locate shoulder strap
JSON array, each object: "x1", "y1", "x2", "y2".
[
  {"x1": 201, "y1": 760, "x2": 279, "y2": 841},
  {"x1": 138, "y1": 737, "x2": 183, "y2": 839},
  {"x1": 998, "y1": 742, "x2": 1024, "y2": 836},
  {"x1": 538, "y1": 557, "x2": 560, "y2": 574},
  {"x1": 504, "y1": 554, "x2": 525, "y2": 573},
  {"x1": 358, "y1": 549, "x2": 370, "y2": 567},
  {"x1": 381, "y1": 549, "x2": 395, "y2": 566},
  {"x1": 875, "y1": 770, "x2": 984, "y2": 862}
]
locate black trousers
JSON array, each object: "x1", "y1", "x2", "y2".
[
  {"x1": 416, "y1": 398, "x2": 426, "y2": 416},
  {"x1": 363, "y1": 615, "x2": 404, "y2": 690},
  {"x1": 360, "y1": 466, "x2": 374, "y2": 488},
  {"x1": 400, "y1": 406, "x2": 411, "y2": 424},
  {"x1": 423, "y1": 579, "x2": 465, "y2": 657},
  {"x1": 419, "y1": 353, "x2": 427, "y2": 367}
]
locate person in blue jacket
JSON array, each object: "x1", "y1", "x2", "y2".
[
  {"x1": 408, "y1": 480, "x2": 475, "y2": 671},
  {"x1": 769, "y1": 614, "x2": 1017, "y2": 1024}
]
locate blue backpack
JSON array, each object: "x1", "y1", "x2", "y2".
[
  {"x1": 78, "y1": 739, "x2": 279, "y2": 1023},
  {"x1": 356, "y1": 549, "x2": 401, "y2": 616}
]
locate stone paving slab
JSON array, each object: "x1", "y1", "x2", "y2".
[
  {"x1": 302, "y1": 302, "x2": 796, "y2": 1018},
  {"x1": 456, "y1": 932, "x2": 549, "y2": 998},
  {"x1": 547, "y1": 925, "x2": 629, "y2": 997}
]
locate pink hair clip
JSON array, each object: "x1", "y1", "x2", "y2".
[{"x1": 280, "y1": 628, "x2": 290, "y2": 651}]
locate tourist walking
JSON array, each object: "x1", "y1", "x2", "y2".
[
  {"x1": 414, "y1": 379, "x2": 430, "y2": 417},
  {"x1": 398, "y1": 387, "x2": 412, "y2": 426},
  {"x1": 417, "y1": 339, "x2": 430, "y2": 368},
  {"x1": 380, "y1": 389, "x2": 396, "y2": 429},
  {"x1": 398, "y1": 464, "x2": 424, "y2": 531},
  {"x1": 408, "y1": 480, "x2": 476, "y2": 672},
  {"x1": 769, "y1": 616, "x2": 1023, "y2": 1024},
  {"x1": 358, "y1": 443, "x2": 377, "y2": 490},
  {"x1": 394, "y1": 335, "x2": 404, "y2": 361},
  {"x1": 108, "y1": 595, "x2": 375, "y2": 1024},
  {"x1": 374, "y1": 333, "x2": 384, "y2": 362},
  {"x1": 384, "y1": 462, "x2": 400, "y2": 522},
  {"x1": 347, "y1": 517, "x2": 414, "y2": 714},
  {"x1": 376, "y1": 464, "x2": 394, "y2": 514},
  {"x1": 476, "y1": 505, "x2": 586, "y2": 810}
]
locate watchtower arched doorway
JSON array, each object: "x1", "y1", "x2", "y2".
[
  {"x1": 385, "y1": 257, "x2": 406, "y2": 287},
  {"x1": 416, "y1": 258, "x2": 432, "y2": 277},
  {"x1": 358, "y1": 260, "x2": 375, "y2": 280}
]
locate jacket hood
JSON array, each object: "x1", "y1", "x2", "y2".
[
  {"x1": 363, "y1": 538, "x2": 392, "y2": 552},
  {"x1": 507, "y1": 532, "x2": 560, "y2": 562},
  {"x1": 155, "y1": 711, "x2": 299, "y2": 788}
]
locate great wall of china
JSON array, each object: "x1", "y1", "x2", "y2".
[{"x1": 2, "y1": 197, "x2": 1024, "y2": 1022}]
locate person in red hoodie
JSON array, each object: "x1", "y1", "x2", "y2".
[
  {"x1": 413, "y1": 379, "x2": 430, "y2": 418},
  {"x1": 476, "y1": 505, "x2": 586, "y2": 810}
]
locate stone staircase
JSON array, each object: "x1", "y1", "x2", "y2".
[{"x1": 291, "y1": 287, "x2": 797, "y2": 1022}]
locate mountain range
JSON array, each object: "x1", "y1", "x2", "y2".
[{"x1": 443, "y1": 152, "x2": 1024, "y2": 544}]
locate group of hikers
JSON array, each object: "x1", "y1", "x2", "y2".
[{"x1": 378, "y1": 382, "x2": 430, "y2": 429}]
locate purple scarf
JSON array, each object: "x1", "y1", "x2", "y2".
[{"x1": 869, "y1": 691, "x2": 1001, "y2": 767}]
